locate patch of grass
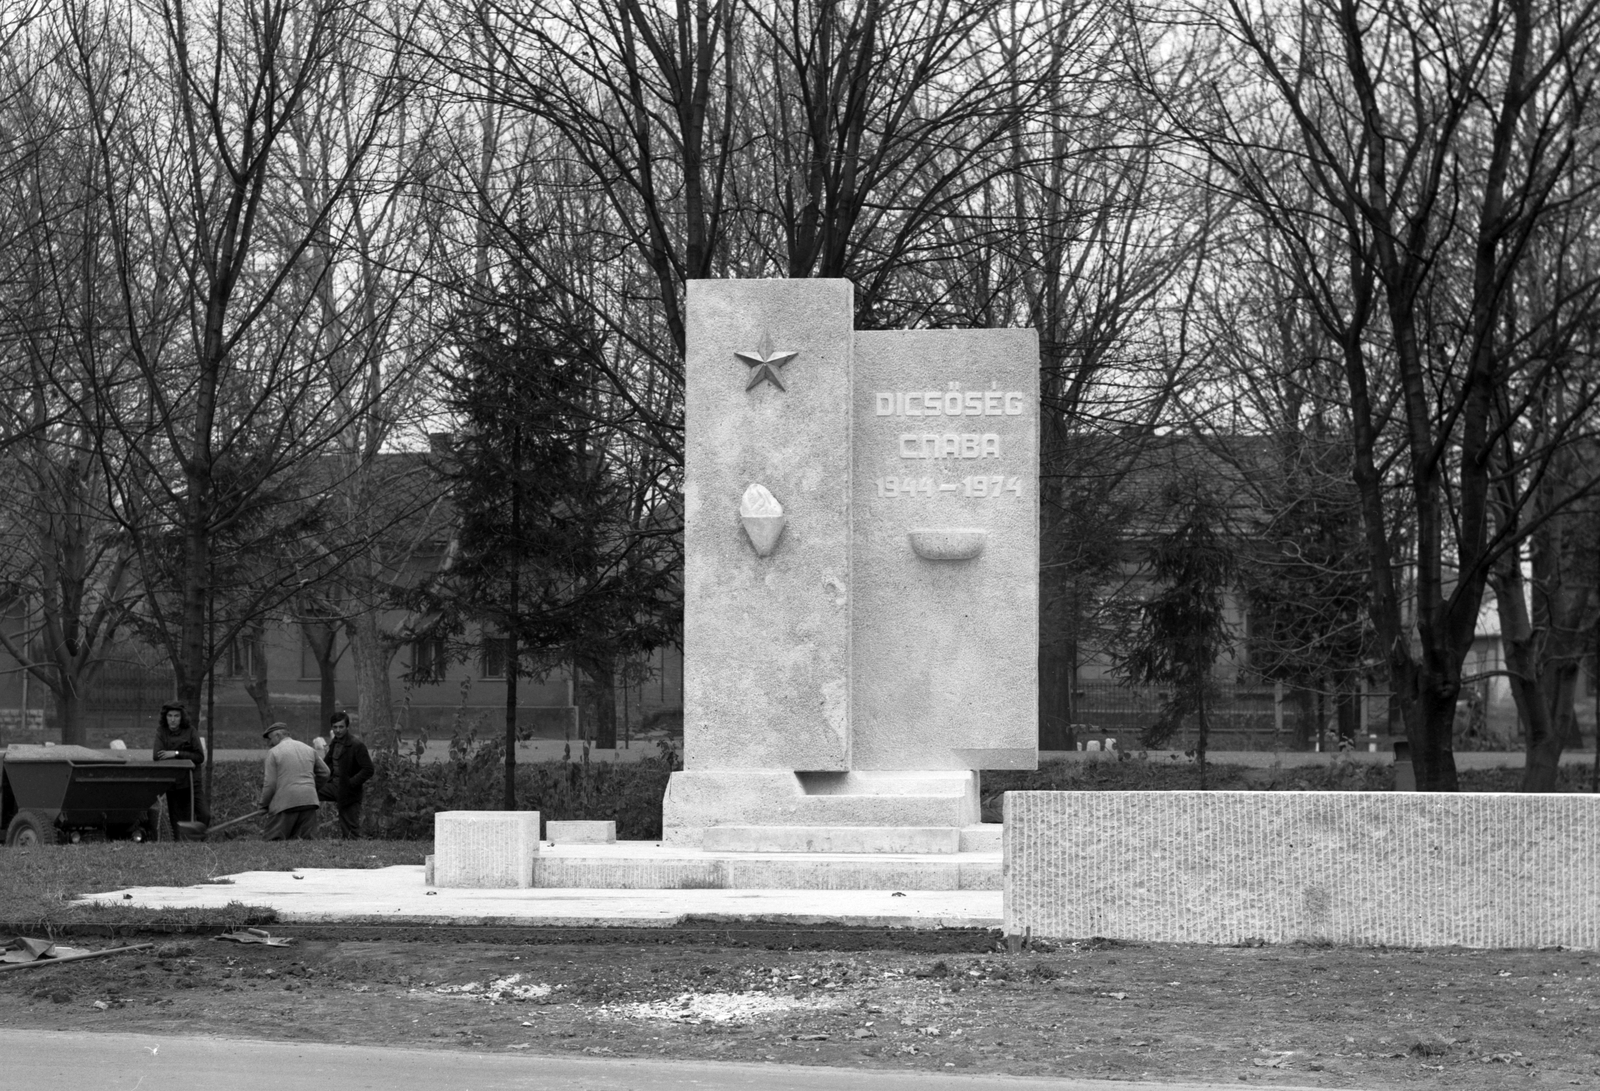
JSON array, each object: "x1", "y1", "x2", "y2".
[{"x1": 0, "y1": 840, "x2": 429, "y2": 934}]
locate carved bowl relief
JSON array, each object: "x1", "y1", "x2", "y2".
[{"x1": 907, "y1": 528, "x2": 986, "y2": 561}]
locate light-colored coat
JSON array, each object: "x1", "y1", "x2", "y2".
[{"x1": 259, "y1": 738, "x2": 330, "y2": 814}]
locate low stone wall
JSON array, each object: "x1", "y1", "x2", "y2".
[{"x1": 1003, "y1": 791, "x2": 1600, "y2": 949}]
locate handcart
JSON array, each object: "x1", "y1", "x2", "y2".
[{"x1": 1, "y1": 745, "x2": 197, "y2": 846}]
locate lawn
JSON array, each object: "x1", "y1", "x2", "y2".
[{"x1": 0, "y1": 840, "x2": 430, "y2": 933}]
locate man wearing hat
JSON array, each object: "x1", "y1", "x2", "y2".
[{"x1": 259, "y1": 723, "x2": 330, "y2": 840}]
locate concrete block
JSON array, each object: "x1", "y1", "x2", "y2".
[
  {"x1": 663, "y1": 769, "x2": 979, "y2": 847},
  {"x1": 432, "y1": 811, "x2": 539, "y2": 889},
  {"x1": 852, "y1": 329, "x2": 1039, "y2": 771},
  {"x1": 545, "y1": 820, "x2": 616, "y2": 844},
  {"x1": 702, "y1": 825, "x2": 960, "y2": 854},
  {"x1": 683, "y1": 278, "x2": 855, "y2": 772},
  {"x1": 424, "y1": 854, "x2": 434, "y2": 887},
  {"x1": 1004, "y1": 791, "x2": 1600, "y2": 949}
]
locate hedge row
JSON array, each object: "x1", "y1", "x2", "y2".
[
  {"x1": 207, "y1": 737, "x2": 681, "y2": 840},
  {"x1": 206, "y1": 747, "x2": 1595, "y2": 839}
]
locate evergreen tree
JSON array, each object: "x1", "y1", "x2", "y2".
[
  {"x1": 1116, "y1": 481, "x2": 1235, "y2": 784},
  {"x1": 427, "y1": 278, "x2": 678, "y2": 807}
]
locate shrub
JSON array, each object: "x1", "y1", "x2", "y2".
[
  {"x1": 366, "y1": 728, "x2": 682, "y2": 841},
  {"x1": 211, "y1": 743, "x2": 1592, "y2": 838}
]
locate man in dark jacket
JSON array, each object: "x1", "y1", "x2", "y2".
[
  {"x1": 152, "y1": 703, "x2": 211, "y2": 837},
  {"x1": 322, "y1": 710, "x2": 375, "y2": 839}
]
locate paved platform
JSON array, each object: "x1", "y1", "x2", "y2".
[{"x1": 77, "y1": 864, "x2": 1002, "y2": 928}]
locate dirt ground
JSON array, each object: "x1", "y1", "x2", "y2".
[{"x1": 1, "y1": 926, "x2": 1596, "y2": 1088}]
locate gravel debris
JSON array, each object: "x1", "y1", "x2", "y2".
[
  {"x1": 600, "y1": 990, "x2": 842, "y2": 1025},
  {"x1": 435, "y1": 974, "x2": 555, "y2": 1002}
]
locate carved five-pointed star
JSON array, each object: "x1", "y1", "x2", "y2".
[{"x1": 735, "y1": 333, "x2": 799, "y2": 392}]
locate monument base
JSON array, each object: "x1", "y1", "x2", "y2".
[
  {"x1": 529, "y1": 839, "x2": 1000, "y2": 890},
  {"x1": 662, "y1": 769, "x2": 981, "y2": 851}
]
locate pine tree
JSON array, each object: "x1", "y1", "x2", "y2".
[
  {"x1": 428, "y1": 278, "x2": 677, "y2": 807},
  {"x1": 1116, "y1": 481, "x2": 1235, "y2": 785}
]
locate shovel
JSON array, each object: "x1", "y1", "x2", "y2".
[
  {"x1": 204, "y1": 809, "x2": 267, "y2": 838},
  {"x1": 173, "y1": 769, "x2": 209, "y2": 840}
]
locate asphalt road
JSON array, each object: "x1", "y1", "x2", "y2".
[{"x1": 1, "y1": 1029, "x2": 1345, "y2": 1091}]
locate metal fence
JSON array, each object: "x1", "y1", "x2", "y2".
[{"x1": 1041, "y1": 679, "x2": 1383, "y2": 752}]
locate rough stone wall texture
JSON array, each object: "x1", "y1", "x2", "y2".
[
  {"x1": 1004, "y1": 791, "x2": 1600, "y2": 949},
  {"x1": 851, "y1": 329, "x2": 1039, "y2": 771},
  {"x1": 432, "y1": 810, "x2": 540, "y2": 889}
]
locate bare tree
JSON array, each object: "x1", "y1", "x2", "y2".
[
  {"x1": 64, "y1": 0, "x2": 421, "y2": 733},
  {"x1": 1149, "y1": 0, "x2": 1600, "y2": 789},
  {"x1": 0, "y1": 4, "x2": 139, "y2": 742}
]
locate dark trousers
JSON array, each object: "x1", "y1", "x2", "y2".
[
  {"x1": 161, "y1": 777, "x2": 212, "y2": 837},
  {"x1": 319, "y1": 783, "x2": 364, "y2": 839},
  {"x1": 335, "y1": 799, "x2": 363, "y2": 839},
  {"x1": 263, "y1": 805, "x2": 320, "y2": 841}
]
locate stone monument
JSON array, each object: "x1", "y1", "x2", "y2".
[{"x1": 663, "y1": 278, "x2": 1038, "y2": 853}]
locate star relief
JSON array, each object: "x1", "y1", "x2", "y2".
[{"x1": 735, "y1": 332, "x2": 799, "y2": 392}]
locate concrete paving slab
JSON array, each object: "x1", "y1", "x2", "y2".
[{"x1": 76, "y1": 865, "x2": 1002, "y2": 928}]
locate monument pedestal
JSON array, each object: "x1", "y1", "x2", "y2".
[{"x1": 662, "y1": 769, "x2": 981, "y2": 851}]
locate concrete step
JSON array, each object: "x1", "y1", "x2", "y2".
[
  {"x1": 529, "y1": 842, "x2": 999, "y2": 891},
  {"x1": 663, "y1": 770, "x2": 981, "y2": 845},
  {"x1": 703, "y1": 825, "x2": 959, "y2": 854},
  {"x1": 959, "y1": 823, "x2": 1001, "y2": 852}
]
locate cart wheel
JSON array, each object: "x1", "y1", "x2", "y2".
[{"x1": 5, "y1": 811, "x2": 59, "y2": 848}]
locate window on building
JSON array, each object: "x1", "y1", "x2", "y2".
[
  {"x1": 222, "y1": 638, "x2": 261, "y2": 679},
  {"x1": 480, "y1": 636, "x2": 507, "y2": 680},
  {"x1": 410, "y1": 637, "x2": 448, "y2": 683}
]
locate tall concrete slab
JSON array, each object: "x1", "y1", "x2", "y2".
[
  {"x1": 681, "y1": 278, "x2": 855, "y2": 771},
  {"x1": 850, "y1": 328, "x2": 1039, "y2": 769}
]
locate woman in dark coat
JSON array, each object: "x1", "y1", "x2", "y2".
[{"x1": 152, "y1": 703, "x2": 211, "y2": 836}]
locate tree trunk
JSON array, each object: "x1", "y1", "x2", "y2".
[
  {"x1": 240, "y1": 622, "x2": 276, "y2": 729},
  {"x1": 1293, "y1": 687, "x2": 1316, "y2": 749},
  {"x1": 57, "y1": 687, "x2": 84, "y2": 747},
  {"x1": 1037, "y1": 625, "x2": 1074, "y2": 750},
  {"x1": 301, "y1": 619, "x2": 340, "y2": 736},
  {"x1": 1335, "y1": 676, "x2": 1359, "y2": 747},
  {"x1": 1396, "y1": 658, "x2": 1462, "y2": 792},
  {"x1": 581, "y1": 656, "x2": 618, "y2": 750},
  {"x1": 504, "y1": 628, "x2": 518, "y2": 809},
  {"x1": 175, "y1": 488, "x2": 212, "y2": 719},
  {"x1": 345, "y1": 610, "x2": 396, "y2": 746},
  {"x1": 1195, "y1": 682, "x2": 1209, "y2": 789}
]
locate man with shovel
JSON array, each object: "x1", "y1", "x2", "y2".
[{"x1": 259, "y1": 723, "x2": 330, "y2": 840}]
